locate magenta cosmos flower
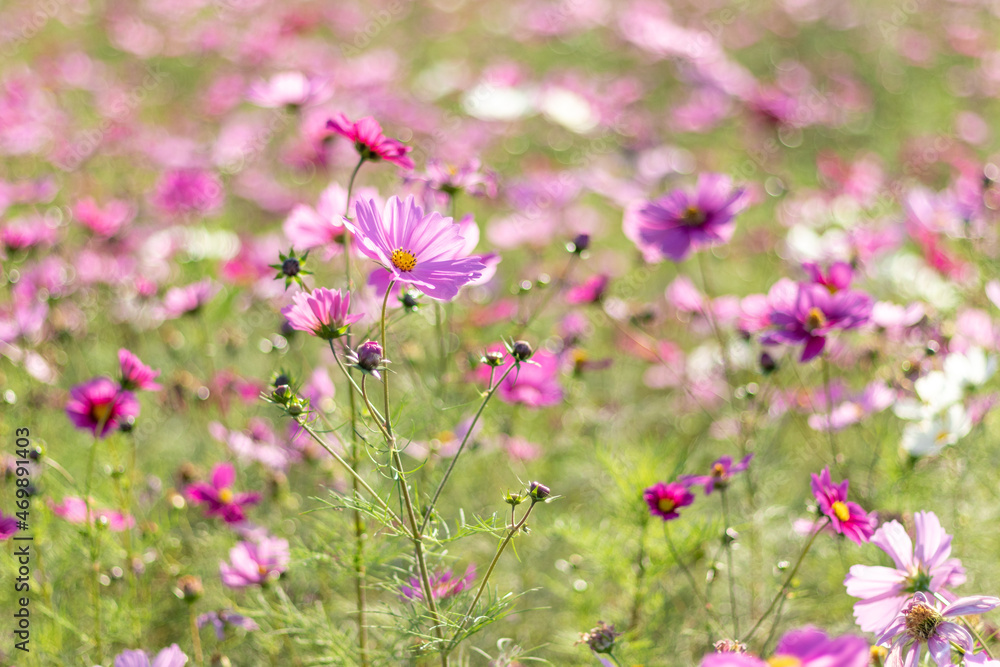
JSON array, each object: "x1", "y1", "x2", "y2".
[
  {"x1": 844, "y1": 511, "x2": 967, "y2": 634},
  {"x1": 51, "y1": 496, "x2": 135, "y2": 531},
  {"x1": 681, "y1": 454, "x2": 753, "y2": 495},
  {"x1": 343, "y1": 196, "x2": 486, "y2": 301},
  {"x1": 185, "y1": 463, "x2": 261, "y2": 525},
  {"x1": 877, "y1": 592, "x2": 1000, "y2": 667},
  {"x1": 161, "y1": 279, "x2": 219, "y2": 318},
  {"x1": 399, "y1": 565, "x2": 476, "y2": 603},
  {"x1": 759, "y1": 278, "x2": 873, "y2": 362},
  {"x1": 810, "y1": 467, "x2": 874, "y2": 546},
  {"x1": 624, "y1": 173, "x2": 747, "y2": 263},
  {"x1": 220, "y1": 536, "x2": 290, "y2": 588},
  {"x1": 66, "y1": 377, "x2": 140, "y2": 438},
  {"x1": 643, "y1": 482, "x2": 695, "y2": 521},
  {"x1": 0, "y1": 510, "x2": 19, "y2": 540},
  {"x1": 700, "y1": 627, "x2": 869, "y2": 667},
  {"x1": 113, "y1": 644, "x2": 188, "y2": 667},
  {"x1": 326, "y1": 114, "x2": 414, "y2": 169},
  {"x1": 119, "y1": 349, "x2": 161, "y2": 391},
  {"x1": 151, "y1": 168, "x2": 223, "y2": 217},
  {"x1": 281, "y1": 288, "x2": 363, "y2": 340}
]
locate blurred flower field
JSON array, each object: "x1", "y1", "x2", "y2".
[{"x1": 3, "y1": 0, "x2": 1000, "y2": 665}]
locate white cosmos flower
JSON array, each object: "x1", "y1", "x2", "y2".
[
  {"x1": 893, "y1": 371, "x2": 963, "y2": 421},
  {"x1": 900, "y1": 403, "x2": 972, "y2": 457},
  {"x1": 943, "y1": 347, "x2": 997, "y2": 389}
]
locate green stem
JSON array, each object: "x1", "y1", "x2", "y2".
[
  {"x1": 663, "y1": 523, "x2": 728, "y2": 638},
  {"x1": 83, "y1": 437, "x2": 103, "y2": 662},
  {"x1": 419, "y1": 363, "x2": 517, "y2": 535},
  {"x1": 740, "y1": 517, "x2": 830, "y2": 645},
  {"x1": 448, "y1": 500, "x2": 539, "y2": 654},
  {"x1": 721, "y1": 489, "x2": 739, "y2": 637}
]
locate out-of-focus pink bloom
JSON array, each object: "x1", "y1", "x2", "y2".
[
  {"x1": 478, "y1": 347, "x2": 563, "y2": 407},
  {"x1": 665, "y1": 275, "x2": 705, "y2": 313},
  {"x1": 844, "y1": 511, "x2": 967, "y2": 633},
  {"x1": 700, "y1": 627, "x2": 869, "y2": 667},
  {"x1": 0, "y1": 511, "x2": 19, "y2": 540},
  {"x1": 501, "y1": 435, "x2": 541, "y2": 462},
  {"x1": 113, "y1": 644, "x2": 188, "y2": 667},
  {"x1": 681, "y1": 455, "x2": 753, "y2": 495},
  {"x1": 281, "y1": 288, "x2": 363, "y2": 340},
  {"x1": 325, "y1": 114, "x2": 414, "y2": 169},
  {"x1": 197, "y1": 610, "x2": 259, "y2": 641},
  {"x1": 119, "y1": 349, "x2": 161, "y2": 391},
  {"x1": 51, "y1": 496, "x2": 135, "y2": 531},
  {"x1": 185, "y1": 463, "x2": 261, "y2": 525},
  {"x1": 73, "y1": 198, "x2": 134, "y2": 238},
  {"x1": 2, "y1": 217, "x2": 58, "y2": 251},
  {"x1": 161, "y1": 280, "x2": 220, "y2": 318},
  {"x1": 246, "y1": 71, "x2": 331, "y2": 108},
  {"x1": 759, "y1": 278, "x2": 873, "y2": 362},
  {"x1": 344, "y1": 196, "x2": 485, "y2": 301},
  {"x1": 65, "y1": 377, "x2": 140, "y2": 438},
  {"x1": 810, "y1": 467, "x2": 874, "y2": 545},
  {"x1": 566, "y1": 274, "x2": 609, "y2": 305},
  {"x1": 282, "y1": 183, "x2": 378, "y2": 252},
  {"x1": 407, "y1": 158, "x2": 498, "y2": 201},
  {"x1": 643, "y1": 481, "x2": 694, "y2": 521},
  {"x1": 624, "y1": 173, "x2": 746, "y2": 263},
  {"x1": 399, "y1": 565, "x2": 475, "y2": 602},
  {"x1": 220, "y1": 536, "x2": 290, "y2": 588},
  {"x1": 802, "y1": 261, "x2": 853, "y2": 293},
  {"x1": 808, "y1": 381, "x2": 894, "y2": 432},
  {"x1": 151, "y1": 168, "x2": 224, "y2": 217},
  {"x1": 877, "y1": 592, "x2": 1000, "y2": 667}
]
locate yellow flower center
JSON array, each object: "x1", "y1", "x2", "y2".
[
  {"x1": 91, "y1": 401, "x2": 113, "y2": 424},
  {"x1": 391, "y1": 248, "x2": 417, "y2": 272},
  {"x1": 657, "y1": 498, "x2": 676, "y2": 513},
  {"x1": 768, "y1": 657, "x2": 803, "y2": 667},
  {"x1": 712, "y1": 463, "x2": 727, "y2": 478},
  {"x1": 258, "y1": 564, "x2": 269, "y2": 577},
  {"x1": 682, "y1": 205, "x2": 705, "y2": 225},
  {"x1": 832, "y1": 501, "x2": 850, "y2": 522},
  {"x1": 935, "y1": 430, "x2": 950, "y2": 443},
  {"x1": 219, "y1": 488, "x2": 234, "y2": 504},
  {"x1": 805, "y1": 307, "x2": 827, "y2": 331}
]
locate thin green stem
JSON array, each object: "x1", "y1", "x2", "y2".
[
  {"x1": 821, "y1": 355, "x2": 843, "y2": 472},
  {"x1": 189, "y1": 606, "x2": 204, "y2": 665},
  {"x1": 721, "y1": 489, "x2": 739, "y2": 637},
  {"x1": 740, "y1": 517, "x2": 830, "y2": 645},
  {"x1": 448, "y1": 501, "x2": 539, "y2": 653},
  {"x1": 297, "y1": 421, "x2": 402, "y2": 528},
  {"x1": 516, "y1": 254, "x2": 577, "y2": 336},
  {"x1": 83, "y1": 437, "x2": 103, "y2": 662},
  {"x1": 663, "y1": 522, "x2": 728, "y2": 638},
  {"x1": 419, "y1": 362, "x2": 517, "y2": 535}
]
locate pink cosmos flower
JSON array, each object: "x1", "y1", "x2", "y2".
[
  {"x1": 877, "y1": 592, "x2": 1000, "y2": 667},
  {"x1": 151, "y1": 168, "x2": 224, "y2": 217},
  {"x1": 161, "y1": 280, "x2": 220, "y2": 318},
  {"x1": 477, "y1": 347, "x2": 564, "y2": 407},
  {"x1": 681, "y1": 454, "x2": 753, "y2": 495},
  {"x1": 325, "y1": 114, "x2": 414, "y2": 169},
  {"x1": 344, "y1": 196, "x2": 486, "y2": 301},
  {"x1": 246, "y1": 71, "x2": 331, "y2": 108},
  {"x1": 624, "y1": 173, "x2": 747, "y2": 263},
  {"x1": 73, "y1": 197, "x2": 134, "y2": 237},
  {"x1": 51, "y1": 496, "x2": 135, "y2": 531},
  {"x1": 844, "y1": 511, "x2": 967, "y2": 634},
  {"x1": 643, "y1": 482, "x2": 695, "y2": 521},
  {"x1": 399, "y1": 565, "x2": 476, "y2": 603},
  {"x1": 0, "y1": 511, "x2": 19, "y2": 539},
  {"x1": 803, "y1": 261, "x2": 854, "y2": 293},
  {"x1": 185, "y1": 463, "x2": 261, "y2": 525},
  {"x1": 759, "y1": 278, "x2": 873, "y2": 362},
  {"x1": 113, "y1": 644, "x2": 188, "y2": 667},
  {"x1": 810, "y1": 467, "x2": 874, "y2": 546},
  {"x1": 281, "y1": 288, "x2": 363, "y2": 340},
  {"x1": 66, "y1": 377, "x2": 140, "y2": 438},
  {"x1": 219, "y1": 536, "x2": 290, "y2": 588},
  {"x1": 566, "y1": 274, "x2": 610, "y2": 305},
  {"x1": 119, "y1": 349, "x2": 161, "y2": 391},
  {"x1": 407, "y1": 158, "x2": 499, "y2": 203},
  {"x1": 700, "y1": 627, "x2": 869, "y2": 667}
]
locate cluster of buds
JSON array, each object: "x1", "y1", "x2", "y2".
[
  {"x1": 577, "y1": 620, "x2": 620, "y2": 655},
  {"x1": 268, "y1": 384, "x2": 310, "y2": 418}
]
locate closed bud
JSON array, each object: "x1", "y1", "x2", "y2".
[
  {"x1": 175, "y1": 574, "x2": 204, "y2": 602},
  {"x1": 356, "y1": 340, "x2": 383, "y2": 372},
  {"x1": 482, "y1": 350, "x2": 505, "y2": 367},
  {"x1": 528, "y1": 480, "x2": 550, "y2": 502},
  {"x1": 512, "y1": 340, "x2": 533, "y2": 362}
]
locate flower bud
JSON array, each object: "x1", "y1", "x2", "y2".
[
  {"x1": 759, "y1": 352, "x2": 777, "y2": 375},
  {"x1": 482, "y1": 350, "x2": 505, "y2": 367},
  {"x1": 175, "y1": 574, "x2": 204, "y2": 603},
  {"x1": 281, "y1": 257, "x2": 301, "y2": 277},
  {"x1": 503, "y1": 491, "x2": 524, "y2": 507},
  {"x1": 528, "y1": 480, "x2": 550, "y2": 502},
  {"x1": 577, "y1": 621, "x2": 620, "y2": 654},
  {"x1": 356, "y1": 341, "x2": 383, "y2": 372},
  {"x1": 511, "y1": 340, "x2": 533, "y2": 362},
  {"x1": 568, "y1": 233, "x2": 590, "y2": 254}
]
